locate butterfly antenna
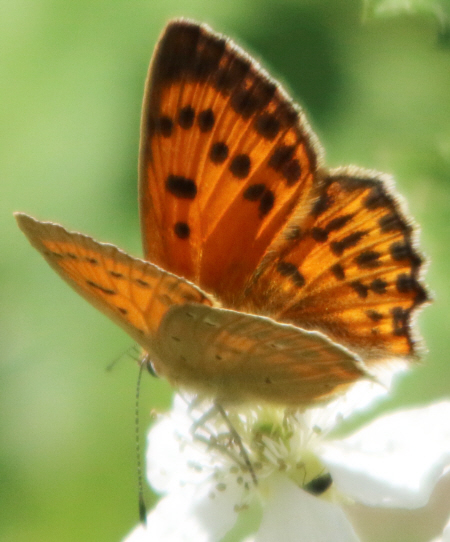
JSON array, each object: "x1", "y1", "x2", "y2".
[
  {"x1": 135, "y1": 363, "x2": 147, "y2": 525},
  {"x1": 105, "y1": 344, "x2": 140, "y2": 372},
  {"x1": 128, "y1": 344, "x2": 143, "y2": 363}
]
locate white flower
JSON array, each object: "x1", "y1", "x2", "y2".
[
  {"x1": 431, "y1": 515, "x2": 450, "y2": 542},
  {"x1": 124, "y1": 382, "x2": 450, "y2": 542}
]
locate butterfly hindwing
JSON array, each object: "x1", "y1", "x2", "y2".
[
  {"x1": 246, "y1": 168, "x2": 429, "y2": 359},
  {"x1": 154, "y1": 303, "x2": 366, "y2": 404},
  {"x1": 139, "y1": 19, "x2": 320, "y2": 303}
]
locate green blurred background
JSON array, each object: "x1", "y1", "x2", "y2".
[{"x1": 2, "y1": 0, "x2": 450, "y2": 540}]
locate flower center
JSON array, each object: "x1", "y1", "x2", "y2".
[{"x1": 188, "y1": 403, "x2": 333, "y2": 498}]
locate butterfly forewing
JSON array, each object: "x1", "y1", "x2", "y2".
[
  {"x1": 139, "y1": 19, "x2": 428, "y2": 362},
  {"x1": 16, "y1": 213, "x2": 213, "y2": 348},
  {"x1": 153, "y1": 304, "x2": 366, "y2": 405},
  {"x1": 140, "y1": 20, "x2": 320, "y2": 302}
]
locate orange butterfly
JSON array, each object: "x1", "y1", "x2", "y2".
[{"x1": 16, "y1": 19, "x2": 428, "y2": 406}]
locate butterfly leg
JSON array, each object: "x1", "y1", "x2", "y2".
[
  {"x1": 188, "y1": 401, "x2": 221, "y2": 431},
  {"x1": 185, "y1": 399, "x2": 258, "y2": 486},
  {"x1": 214, "y1": 403, "x2": 258, "y2": 486}
]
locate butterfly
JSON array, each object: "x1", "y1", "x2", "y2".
[{"x1": 16, "y1": 18, "x2": 429, "y2": 406}]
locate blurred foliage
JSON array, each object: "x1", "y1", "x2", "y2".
[
  {"x1": 363, "y1": 0, "x2": 450, "y2": 45},
  {"x1": 1, "y1": 0, "x2": 449, "y2": 541}
]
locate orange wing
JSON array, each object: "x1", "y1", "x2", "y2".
[
  {"x1": 15, "y1": 20, "x2": 430, "y2": 405},
  {"x1": 139, "y1": 19, "x2": 320, "y2": 303},
  {"x1": 245, "y1": 168, "x2": 429, "y2": 359},
  {"x1": 139, "y1": 20, "x2": 429, "y2": 361},
  {"x1": 16, "y1": 213, "x2": 367, "y2": 404},
  {"x1": 15, "y1": 213, "x2": 213, "y2": 349}
]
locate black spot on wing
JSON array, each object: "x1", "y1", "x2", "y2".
[
  {"x1": 330, "y1": 263, "x2": 345, "y2": 280},
  {"x1": 364, "y1": 184, "x2": 391, "y2": 210},
  {"x1": 268, "y1": 144, "x2": 302, "y2": 185},
  {"x1": 396, "y1": 274, "x2": 429, "y2": 304},
  {"x1": 243, "y1": 184, "x2": 265, "y2": 201},
  {"x1": 135, "y1": 279, "x2": 151, "y2": 288},
  {"x1": 174, "y1": 222, "x2": 190, "y2": 239},
  {"x1": 166, "y1": 175, "x2": 197, "y2": 199},
  {"x1": 355, "y1": 250, "x2": 382, "y2": 269},
  {"x1": 396, "y1": 274, "x2": 416, "y2": 294},
  {"x1": 371, "y1": 278, "x2": 388, "y2": 294},
  {"x1": 283, "y1": 159, "x2": 302, "y2": 185},
  {"x1": 268, "y1": 145, "x2": 295, "y2": 171},
  {"x1": 259, "y1": 190, "x2": 275, "y2": 217},
  {"x1": 325, "y1": 214, "x2": 354, "y2": 233},
  {"x1": 198, "y1": 108, "x2": 215, "y2": 132},
  {"x1": 366, "y1": 309, "x2": 384, "y2": 322},
  {"x1": 390, "y1": 242, "x2": 422, "y2": 268},
  {"x1": 350, "y1": 281, "x2": 369, "y2": 298},
  {"x1": 255, "y1": 112, "x2": 280, "y2": 140},
  {"x1": 391, "y1": 306, "x2": 409, "y2": 336},
  {"x1": 311, "y1": 227, "x2": 328, "y2": 242},
  {"x1": 210, "y1": 142, "x2": 229, "y2": 163},
  {"x1": 229, "y1": 154, "x2": 251, "y2": 179},
  {"x1": 379, "y1": 213, "x2": 406, "y2": 233},
  {"x1": 178, "y1": 105, "x2": 195, "y2": 129},
  {"x1": 277, "y1": 261, "x2": 305, "y2": 287},
  {"x1": 86, "y1": 280, "x2": 116, "y2": 295},
  {"x1": 331, "y1": 231, "x2": 367, "y2": 256},
  {"x1": 231, "y1": 88, "x2": 259, "y2": 118}
]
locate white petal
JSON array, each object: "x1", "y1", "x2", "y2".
[
  {"x1": 254, "y1": 475, "x2": 360, "y2": 542},
  {"x1": 320, "y1": 401, "x2": 450, "y2": 508},
  {"x1": 439, "y1": 515, "x2": 450, "y2": 542},
  {"x1": 146, "y1": 412, "x2": 193, "y2": 493},
  {"x1": 305, "y1": 360, "x2": 409, "y2": 434},
  {"x1": 146, "y1": 396, "x2": 213, "y2": 493},
  {"x1": 123, "y1": 523, "x2": 147, "y2": 542},
  {"x1": 124, "y1": 480, "x2": 241, "y2": 542},
  {"x1": 145, "y1": 416, "x2": 185, "y2": 494},
  {"x1": 344, "y1": 470, "x2": 450, "y2": 542},
  {"x1": 428, "y1": 509, "x2": 450, "y2": 542}
]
